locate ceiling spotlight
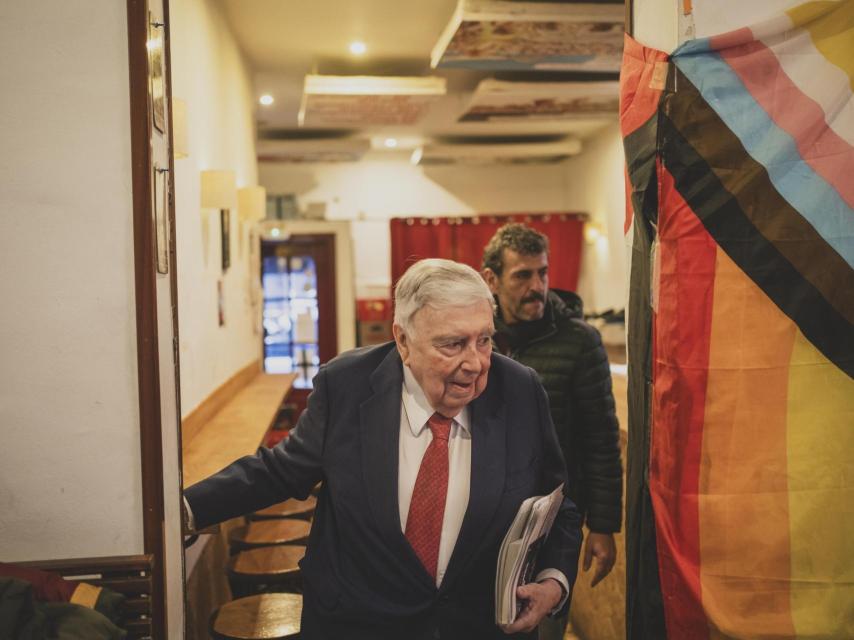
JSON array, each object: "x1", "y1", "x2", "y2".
[
  {"x1": 259, "y1": 94, "x2": 274, "y2": 106},
  {"x1": 384, "y1": 138, "x2": 398, "y2": 148},
  {"x1": 349, "y1": 41, "x2": 367, "y2": 56}
]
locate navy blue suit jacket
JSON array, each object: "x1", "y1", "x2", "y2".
[{"x1": 186, "y1": 343, "x2": 582, "y2": 639}]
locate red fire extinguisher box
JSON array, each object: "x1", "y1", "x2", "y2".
[{"x1": 356, "y1": 299, "x2": 392, "y2": 346}]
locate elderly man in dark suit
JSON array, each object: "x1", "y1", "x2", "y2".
[{"x1": 185, "y1": 258, "x2": 583, "y2": 639}]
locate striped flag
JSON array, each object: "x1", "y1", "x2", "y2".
[{"x1": 622, "y1": 2, "x2": 854, "y2": 638}]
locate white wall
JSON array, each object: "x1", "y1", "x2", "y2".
[
  {"x1": 260, "y1": 155, "x2": 585, "y2": 298},
  {"x1": 684, "y1": 0, "x2": 808, "y2": 38},
  {"x1": 147, "y1": 1, "x2": 186, "y2": 636},
  {"x1": 633, "y1": 0, "x2": 801, "y2": 51},
  {"x1": 0, "y1": 3, "x2": 143, "y2": 559},
  {"x1": 562, "y1": 124, "x2": 627, "y2": 313},
  {"x1": 633, "y1": 0, "x2": 680, "y2": 51},
  {"x1": 171, "y1": 0, "x2": 261, "y2": 416}
]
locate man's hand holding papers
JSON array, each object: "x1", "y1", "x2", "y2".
[
  {"x1": 500, "y1": 578, "x2": 564, "y2": 634},
  {"x1": 495, "y1": 484, "x2": 566, "y2": 629}
]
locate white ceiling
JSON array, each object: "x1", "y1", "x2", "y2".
[
  {"x1": 215, "y1": 0, "x2": 619, "y2": 143},
  {"x1": 217, "y1": 0, "x2": 459, "y2": 72}
]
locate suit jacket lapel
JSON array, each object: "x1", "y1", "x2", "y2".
[
  {"x1": 441, "y1": 367, "x2": 507, "y2": 591},
  {"x1": 359, "y1": 348, "x2": 429, "y2": 581}
]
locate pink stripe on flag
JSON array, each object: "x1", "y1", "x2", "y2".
[{"x1": 715, "y1": 37, "x2": 854, "y2": 208}]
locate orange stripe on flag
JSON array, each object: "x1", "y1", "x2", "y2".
[{"x1": 699, "y1": 250, "x2": 797, "y2": 639}]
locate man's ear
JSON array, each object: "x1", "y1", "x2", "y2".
[
  {"x1": 392, "y1": 323, "x2": 410, "y2": 364},
  {"x1": 482, "y1": 268, "x2": 500, "y2": 294}
]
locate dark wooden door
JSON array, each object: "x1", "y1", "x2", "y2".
[{"x1": 260, "y1": 234, "x2": 337, "y2": 401}]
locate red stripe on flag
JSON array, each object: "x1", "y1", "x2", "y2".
[
  {"x1": 649, "y1": 162, "x2": 716, "y2": 639},
  {"x1": 620, "y1": 34, "x2": 668, "y2": 136},
  {"x1": 716, "y1": 38, "x2": 854, "y2": 209}
]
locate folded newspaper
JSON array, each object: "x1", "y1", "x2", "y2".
[{"x1": 494, "y1": 484, "x2": 564, "y2": 625}]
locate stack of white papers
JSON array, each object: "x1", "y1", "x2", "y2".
[{"x1": 495, "y1": 484, "x2": 564, "y2": 625}]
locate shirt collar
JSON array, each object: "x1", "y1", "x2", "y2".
[{"x1": 402, "y1": 364, "x2": 471, "y2": 436}]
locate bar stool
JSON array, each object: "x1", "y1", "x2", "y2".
[
  {"x1": 229, "y1": 520, "x2": 311, "y2": 554},
  {"x1": 210, "y1": 593, "x2": 302, "y2": 639},
  {"x1": 250, "y1": 496, "x2": 316, "y2": 522},
  {"x1": 227, "y1": 545, "x2": 305, "y2": 598}
]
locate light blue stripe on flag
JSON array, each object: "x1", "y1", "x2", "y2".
[{"x1": 673, "y1": 51, "x2": 854, "y2": 269}]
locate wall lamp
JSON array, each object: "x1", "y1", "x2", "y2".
[{"x1": 238, "y1": 186, "x2": 266, "y2": 223}]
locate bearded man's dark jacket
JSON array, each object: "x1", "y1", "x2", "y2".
[{"x1": 493, "y1": 290, "x2": 622, "y2": 534}]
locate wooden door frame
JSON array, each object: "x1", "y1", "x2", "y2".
[
  {"x1": 291, "y1": 233, "x2": 337, "y2": 365},
  {"x1": 127, "y1": 0, "x2": 180, "y2": 636},
  {"x1": 626, "y1": 0, "x2": 634, "y2": 36},
  {"x1": 261, "y1": 233, "x2": 338, "y2": 365}
]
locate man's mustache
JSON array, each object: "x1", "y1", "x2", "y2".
[{"x1": 521, "y1": 292, "x2": 545, "y2": 304}]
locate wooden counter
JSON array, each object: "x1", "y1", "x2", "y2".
[
  {"x1": 183, "y1": 371, "x2": 296, "y2": 640},
  {"x1": 182, "y1": 372, "x2": 296, "y2": 489}
]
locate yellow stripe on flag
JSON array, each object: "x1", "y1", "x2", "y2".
[
  {"x1": 786, "y1": 330, "x2": 854, "y2": 638},
  {"x1": 787, "y1": 1, "x2": 854, "y2": 90}
]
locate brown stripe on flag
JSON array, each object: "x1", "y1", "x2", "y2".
[
  {"x1": 659, "y1": 95, "x2": 854, "y2": 378},
  {"x1": 666, "y1": 67, "x2": 854, "y2": 327}
]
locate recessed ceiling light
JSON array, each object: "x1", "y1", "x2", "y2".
[
  {"x1": 259, "y1": 94, "x2": 274, "y2": 106},
  {"x1": 349, "y1": 41, "x2": 367, "y2": 56},
  {"x1": 384, "y1": 138, "x2": 398, "y2": 148}
]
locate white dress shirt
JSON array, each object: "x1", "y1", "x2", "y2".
[{"x1": 398, "y1": 365, "x2": 569, "y2": 609}]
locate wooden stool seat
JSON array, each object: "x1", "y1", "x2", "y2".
[
  {"x1": 229, "y1": 545, "x2": 305, "y2": 578},
  {"x1": 251, "y1": 496, "x2": 317, "y2": 521},
  {"x1": 211, "y1": 593, "x2": 302, "y2": 639},
  {"x1": 229, "y1": 520, "x2": 311, "y2": 553},
  {"x1": 227, "y1": 546, "x2": 306, "y2": 598}
]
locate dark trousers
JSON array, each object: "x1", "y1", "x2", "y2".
[{"x1": 299, "y1": 591, "x2": 537, "y2": 640}]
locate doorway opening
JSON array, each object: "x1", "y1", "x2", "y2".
[{"x1": 260, "y1": 234, "x2": 337, "y2": 390}]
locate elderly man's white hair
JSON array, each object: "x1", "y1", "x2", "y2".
[{"x1": 394, "y1": 258, "x2": 495, "y2": 335}]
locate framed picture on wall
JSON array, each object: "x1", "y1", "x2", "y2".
[
  {"x1": 147, "y1": 12, "x2": 166, "y2": 134},
  {"x1": 153, "y1": 164, "x2": 169, "y2": 274},
  {"x1": 221, "y1": 209, "x2": 231, "y2": 272},
  {"x1": 217, "y1": 279, "x2": 225, "y2": 326}
]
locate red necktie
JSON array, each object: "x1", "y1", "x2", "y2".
[{"x1": 405, "y1": 412, "x2": 453, "y2": 580}]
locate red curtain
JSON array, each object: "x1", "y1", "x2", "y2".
[{"x1": 390, "y1": 213, "x2": 584, "y2": 291}]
